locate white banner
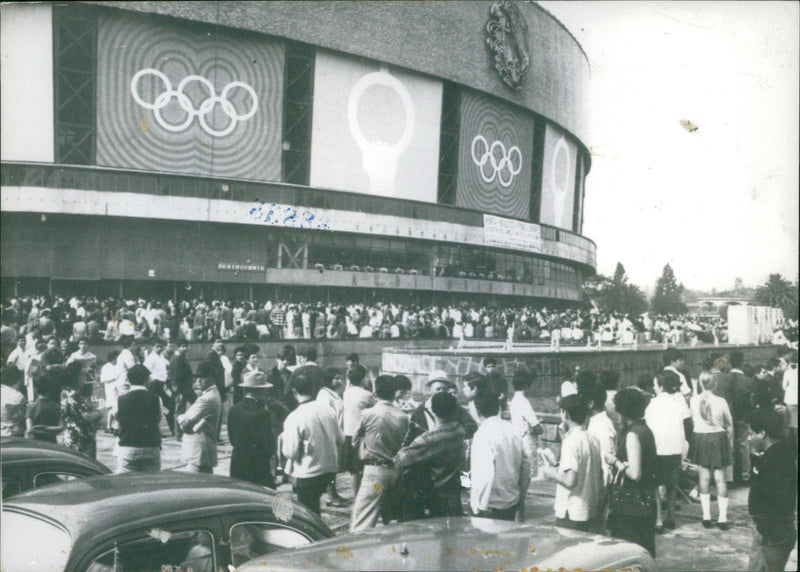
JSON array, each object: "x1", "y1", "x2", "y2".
[
  {"x1": 483, "y1": 214, "x2": 542, "y2": 252},
  {"x1": 728, "y1": 305, "x2": 784, "y2": 345}
]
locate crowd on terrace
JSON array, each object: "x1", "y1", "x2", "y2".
[{"x1": 2, "y1": 295, "x2": 777, "y2": 351}]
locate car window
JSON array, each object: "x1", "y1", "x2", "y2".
[
  {"x1": 33, "y1": 472, "x2": 83, "y2": 488},
  {"x1": 1, "y1": 510, "x2": 72, "y2": 571},
  {"x1": 88, "y1": 529, "x2": 216, "y2": 572},
  {"x1": 229, "y1": 522, "x2": 312, "y2": 566}
]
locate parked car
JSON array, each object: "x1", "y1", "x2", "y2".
[
  {"x1": 1, "y1": 437, "x2": 111, "y2": 497},
  {"x1": 1, "y1": 471, "x2": 334, "y2": 571},
  {"x1": 238, "y1": 516, "x2": 657, "y2": 572}
]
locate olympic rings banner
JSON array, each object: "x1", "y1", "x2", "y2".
[
  {"x1": 540, "y1": 124, "x2": 578, "y2": 231},
  {"x1": 309, "y1": 51, "x2": 442, "y2": 202},
  {"x1": 456, "y1": 90, "x2": 534, "y2": 220},
  {"x1": 96, "y1": 13, "x2": 283, "y2": 181}
]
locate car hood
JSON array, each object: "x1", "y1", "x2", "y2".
[{"x1": 238, "y1": 517, "x2": 656, "y2": 572}]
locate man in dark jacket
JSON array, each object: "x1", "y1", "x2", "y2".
[
  {"x1": 169, "y1": 341, "x2": 194, "y2": 437},
  {"x1": 205, "y1": 338, "x2": 226, "y2": 399},
  {"x1": 116, "y1": 364, "x2": 161, "y2": 473},
  {"x1": 747, "y1": 408, "x2": 797, "y2": 572},
  {"x1": 227, "y1": 370, "x2": 275, "y2": 487}
]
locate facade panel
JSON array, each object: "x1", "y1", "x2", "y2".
[
  {"x1": 309, "y1": 51, "x2": 442, "y2": 202},
  {"x1": 455, "y1": 90, "x2": 534, "y2": 220},
  {"x1": 540, "y1": 123, "x2": 577, "y2": 230},
  {"x1": 96, "y1": 11, "x2": 284, "y2": 180},
  {"x1": 0, "y1": 4, "x2": 54, "y2": 163}
]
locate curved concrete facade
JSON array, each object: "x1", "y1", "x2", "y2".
[
  {"x1": 92, "y1": 1, "x2": 591, "y2": 145},
  {"x1": 1, "y1": 1, "x2": 595, "y2": 303}
]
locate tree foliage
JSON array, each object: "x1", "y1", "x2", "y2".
[
  {"x1": 651, "y1": 263, "x2": 688, "y2": 314},
  {"x1": 754, "y1": 273, "x2": 798, "y2": 318},
  {"x1": 582, "y1": 262, "x2": 648, "y2": 315}
]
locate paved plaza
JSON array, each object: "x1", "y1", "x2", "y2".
[{"x1": 93, "y1": 423, "x2": 796, "y2": 572}]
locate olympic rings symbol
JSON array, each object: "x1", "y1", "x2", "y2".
[
  {"x1": 130, "y1": 68, "x2": 259, "y2": 137},
  {"x1": 471, "y1": 135, "x2": 522, "y2": 187}
]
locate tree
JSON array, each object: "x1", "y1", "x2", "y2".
[
  {"x1": 754, "y1": 273, "x2": 798, "y2": 318},
  {"x1": 582, "y1": 262, "x2": 648, "y2": 315},
  {"x1": 651, "y1": 263, "x2": 688, "y2": 314}
]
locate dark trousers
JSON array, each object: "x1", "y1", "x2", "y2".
[
  {"x1": 428, "y1": 488, "x2": 463, "y2": 517},
  {"x1": 147, "y1": 380, "x2": 175, "y2": 435},
  {"x1": 474, "y1": 505, "x2": 517, "y2": 521},
  {"x1": 295, "y1": 472, "x2": 334, "y2": 516}
]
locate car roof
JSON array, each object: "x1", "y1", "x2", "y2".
[
  {"x1": 238, "y1": 517, "x2": 655, "y2": 572},
  {"x1": 0, "y1": 437, "x2": 111, "y2": 474},
  {"x1": 3, "y1": 471, "x2": 330, "y2": 542}
]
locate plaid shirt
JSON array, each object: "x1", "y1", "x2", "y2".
[
  {"x1": 270, "y1": 307, "x2": 286, "y2": 327},
  {"x1": 394, "y1": 421, "x2": 465, "y2": 490}
]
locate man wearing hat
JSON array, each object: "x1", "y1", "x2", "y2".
[
  {"x1": 399, "y1": 370, "x2": 477, "y2": 520},
  {"x1": 227, "y1": 370, "x2": 275, "y2": 487},
  {"x1": 405, "y1": 370, "x2": 477, "y2": 445},
  {"x1": 178, "y1": 362, "x2": 222, "y2": 473}
]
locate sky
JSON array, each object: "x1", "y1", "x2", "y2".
[{"x1": 538, "y1": 1, "x2": 799, "y2": 292}]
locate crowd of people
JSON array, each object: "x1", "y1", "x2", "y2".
[
  {"x1": 1, "y1": 328, "x2": 796, "y2": 570},
  {"x1": 6, "y1": 294, "x2": 787, "y2": 353}
]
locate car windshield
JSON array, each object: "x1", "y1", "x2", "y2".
[{"x1": 1, "y1": 510, "x2": 72, "y2": 571}]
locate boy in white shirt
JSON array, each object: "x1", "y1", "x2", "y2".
[
  {"x1": 542, "y1": 394, "x2": 604, "y2": 532},
  {"x1": 508, "y1": 368, "x2": 543, "y2": 486}
]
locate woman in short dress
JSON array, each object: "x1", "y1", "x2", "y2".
[{"x1": 690, "y1": 370, "x2": 733, "y2": 530}]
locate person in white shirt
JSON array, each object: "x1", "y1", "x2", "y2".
[
  {"x1": 657, "y1": 347, "x2": 691, "y2": 399},
  {"x1": 690, "y1": 371, "x2": 733, "y2": 529},
  {"x1": 100, "y1": 350, "x2": 123, "y2": 432},
  {"x1": 143, "y1": 341, "x2": 175, "y2": 437},
  {"x1": 645, "y1": 370, "x2": 691, "y2": 532},
  {"x1": 579, "y1": 376, "x2": 617, "y2": 487},
  {"x1": 282, "y1": 367, "x2": 343, "y2": 516},
  {"x1": 6, "y1": 338, "x2": 32, "y2": 400},
  {"x1": 508, "y1": 368, "x2": 543, "y2": 491},
  {"x1": 116, "y1": 338, "x2": 138, "y2": 381},
  {"x1": 470, "y1": 392, "x2": 530, "y2": 521},
  {"x1": 342, "y1": 365, "x2": 376, "y2": 495},
  {"x1": 316, "y1": 366, "x2": 348, "y2": 507},
  {"x1": 542, "y1": 394, "x2": 604, "y2": 532},
  {"x1": 782, "y1": 355, "x2": 798, "y2": 430},
  {"x1": 142, "y1": 341, "x2": 169, "y2": 384}
]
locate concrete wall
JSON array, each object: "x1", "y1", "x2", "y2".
[
  {"x1": 85, "y1": 338, "x2": 455, "y2": 374},
  {"x1": 83, "y1": 339, "x2": 779, "y2": 404},
  {"x1": 381, "y1": 344, "x2": 782, "y2": 404}
]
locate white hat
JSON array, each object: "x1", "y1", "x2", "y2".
[
  {"x1": 560, "y1": 380, "x2": 578, "y2": 398},
  {"x1": 427, "y1": 369, "x2": 454, "y2": 387}
]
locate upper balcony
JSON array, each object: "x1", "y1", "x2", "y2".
[{"x1": 1, "y1": 161, "x2": 597, "y2": 269}]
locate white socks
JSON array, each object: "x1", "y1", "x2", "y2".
[
  {"x1": 718, "y1": 496, "x2": 728, "y2": 523},
  {"x1": 700, "y1": 493, "x2": 711, "y2": 520},
  {"x1": 700, "y1": 493, "x2": 728, "y2": 522}
]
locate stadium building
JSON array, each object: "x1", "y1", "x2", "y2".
[{"x1": 1, "y1": 1, "x2": 596, "y2": 305}]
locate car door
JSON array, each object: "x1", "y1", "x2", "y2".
[
  {"x1": 0, "y1": 463, "x2": 26, "y2": 497},
  {"x1": 75, "y1": 516, "x2": 225, "y2": 572},
  {"x1": 221, "y1": 511, "x2": 323, "y2": 569}
]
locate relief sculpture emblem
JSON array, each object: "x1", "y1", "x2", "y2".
[{"x1": 486, "y1": 0, "x2": 530, "y2": 91}]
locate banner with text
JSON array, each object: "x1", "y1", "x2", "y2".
[{"x1": 483, "y1": 214, "x2": 542, "y2": 253}]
